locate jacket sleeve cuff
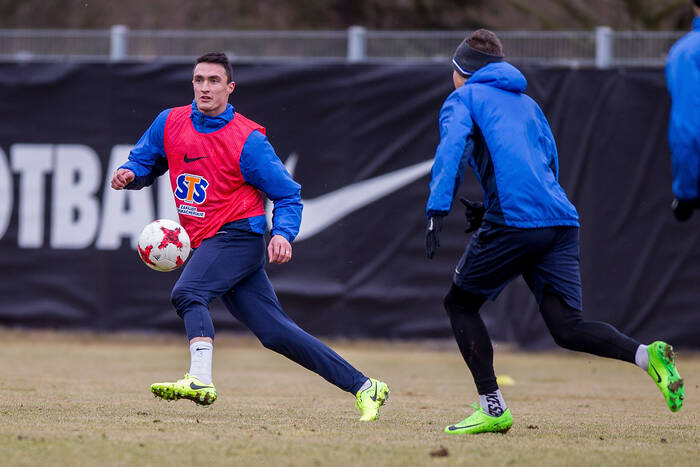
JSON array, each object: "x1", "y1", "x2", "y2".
[
  {"x1": 271, "y1": 229, "x2": 295, "y2": 243},
  {"x1": 426, "y1": 210, "x2": 448, "y2": 219}
]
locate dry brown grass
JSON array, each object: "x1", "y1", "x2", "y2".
[{"x1": 0, "y1": 329, "x2": 698, "y2": 466}]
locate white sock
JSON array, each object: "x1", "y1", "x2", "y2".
[
  {"x1": 635, "y1": 344, "x2": 649, "y2": 371},
  {"x1": 189, "y1": 341, "x2": 213, "y2": 385},
  {"x1": 479, "y1": 390, "x2": 506, "y2": 417},
  {"x1": 358, "y1": 378, "x2": 371, "y2": 392}
]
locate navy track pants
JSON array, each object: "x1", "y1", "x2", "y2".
[{"x1": 170, "y1": 228, "x2": 367, "y2": 394}]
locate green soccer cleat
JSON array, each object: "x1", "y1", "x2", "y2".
[
  {"x1": 150, "y1": 374, "x2": 217, "y2": 406},
  {"x1": 647, "y1": 341, "x2": 684, "y2": 412},
  {"x1": 445, "y1": 404, "x2": 513, "y2": 435},
  {"x1": 355, "y1": 378, "x2": 390, "y2": 421}
]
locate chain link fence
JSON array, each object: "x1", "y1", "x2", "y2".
[{"x1": 0, "y1": 26, "x2": 686, "y2": 67}]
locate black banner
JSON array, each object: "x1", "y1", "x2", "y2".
[{"x1": 1, "y1": 62, "x2": 698, "y2": 348}]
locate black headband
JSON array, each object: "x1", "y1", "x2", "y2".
[
  {"x1": 452, "y1": 40, "x2": 504, "y2": 77},
  {"x1": 695, "y1": 0, "x2": 699, "y2": 7}
]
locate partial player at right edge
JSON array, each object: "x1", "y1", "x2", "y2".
[
  {"x1": 667, "y1": 1, "x2": 700, "y2": 221},
  {"x1": 425, "y1": 29, "x2": 684, "y2": 435}
]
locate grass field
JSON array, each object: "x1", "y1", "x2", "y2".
[{"x1": 0, "y1": 329, "x2": 697, "y2": 467}]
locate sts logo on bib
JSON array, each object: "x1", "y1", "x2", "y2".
[{"x1": 174, "y1": 173, "x2": 208, "y2": 218}]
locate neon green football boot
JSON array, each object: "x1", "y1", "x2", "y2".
[
  {"x1": 150, "y1": 374, "x2": 217, "y2": 406},
  {"x1": 647, "y1": 341, "x2": 684, "y2": 412},
  {"x1": 355, "y1": 378, "x2": 390, "y2": 421},
  {"x1": 445, "y1": 404, "x2": 513, "y2": 435}
]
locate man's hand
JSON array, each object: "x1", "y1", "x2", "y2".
[
  {"x1": 671, "y1": 198, "x2": 698, "y2": 222},
  {"x1": 110, "y1": 168, "x2": 135, "y2": 190},
  {"x1": 459, "y1": 197, "x2": 485, "y2": 233},
  {"x1": 268, "y1": 235, "x2": 292, "y2": 264},
  {"x1": 425, "y1": 215, "x2": 443, "y2": 259}
]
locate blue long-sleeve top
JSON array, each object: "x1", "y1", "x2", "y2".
[
  {"x1": 666, "y1": 16, "x2": 700, "y2": 201},
  {"x1": 426, "y1": 62, "x2": 579, "y2": 228},
  {"x1": 120, "y1": 101, "x2": 302, "y2": 242}
]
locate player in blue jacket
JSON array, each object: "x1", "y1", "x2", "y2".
[
  {"x1": 425, "y1": 30, "x2": 684, "y2": 435},
  {"x1": 667, "y1": 1, "x2": 700, "y2": 221}
]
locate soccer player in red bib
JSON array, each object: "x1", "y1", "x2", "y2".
[{"x1": 110, "y1": 52, "x2": 389, "y2": 421}]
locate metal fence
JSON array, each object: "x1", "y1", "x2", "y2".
[{"x1": 0, "y1": 26, "x2": 686, "y2": 68}]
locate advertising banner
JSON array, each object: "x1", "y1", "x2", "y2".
[{"x1": 0, "y1": 62, "x2": 697, "y2": 347}]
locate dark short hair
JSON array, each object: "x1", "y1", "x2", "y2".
[
  {"x1": 195, "y1": 52, "x2": 233, "y2": 83},
  {"x1": 466, "y1": 29, "x2": 504, "y2": 57}
]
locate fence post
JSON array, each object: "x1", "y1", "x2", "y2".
[
  {"x1": 347, "y1": 26, "x2": 366, "y2": 62},
  {"x1": 595, "y1": 26, "x2": 613, "y2": 68},
  {"x1": 110, "y1": 25, "x2": 129, "y2": 62}
]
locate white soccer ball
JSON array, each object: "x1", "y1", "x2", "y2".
[{"x1": 137, "y1": 219, "x2": 191, "y2": 272}]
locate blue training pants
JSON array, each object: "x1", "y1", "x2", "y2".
[{"x1": 170, "y1": 227, "x2": 367, "y2": 394}]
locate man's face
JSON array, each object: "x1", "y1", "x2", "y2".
[{"x1": 192, "y1": 62, "x2": 235, "y2": 116}]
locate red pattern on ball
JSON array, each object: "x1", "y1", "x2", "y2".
[
  {"x1": 158, "y1": 227, "x2": 184, "y2": 249},
  {"x1": 138, "y1": 244, "x2": 156, "y2": 265}
]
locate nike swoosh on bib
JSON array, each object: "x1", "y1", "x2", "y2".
[
  {"x1": 184, "y1": 153, "x2": 209, "y2": 163},
  {"x1": 266, "y1": 154, "x2": 433, "y2": 242}
]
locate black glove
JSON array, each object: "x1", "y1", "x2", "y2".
[
  {"x1": 459, "y1": 197, "x2": 485, "y2": 233},
  {"x1": 671, "y1": 198, "x2": 697, "y2": 222},
  {"x1": 425, "y1": 215, "x2": 443, "y2": 259}
]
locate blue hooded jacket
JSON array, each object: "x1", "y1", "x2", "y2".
[
  {"x1": 666, "y1": 16, "x2": 700, "y2": 201},
  {"x1": 120, "y1": 101, "x2": 302, "y2": 242},
  {"x1": 426, "y1": 62, "x2": 579, "y2": 228}
]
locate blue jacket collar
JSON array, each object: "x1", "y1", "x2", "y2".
[
  {"x1": 467, "y1": 62, "x2": 527, "y2": 93},
  {"x1": 189, "y1": 100, "x2": 235, "y2": 131},
  {"x1": 693, "y1": 16, "x2": 700, "y2": 31}
]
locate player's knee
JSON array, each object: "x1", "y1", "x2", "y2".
[
  {"x1": 170, "y1": 283, "x2": 188, "y2": 310},
  {"x1": 259, "y1": 331, "x2": 288, "y2": 353},
  {"x1": 170, "y1": 284, "x2": 205, "y2": 315},
  {"x1": 443, "y1": 284, "x2": 484, "y2": 315},
  {"x1": 547, "y1": 314, "x2": 584, "y2": 350},
  {"x1": 541, "y1": 292, "x2": 584, "y2": 350},
  {"x1": 550, "y1": 329, "x2": 580, "y2": 350}
]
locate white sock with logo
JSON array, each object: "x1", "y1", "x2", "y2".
[
  {"x1": 189, "y1": 341, "x2": 213, "y2": 385},
  {"x1": 479, "y1": 390, "x2": 506, "y2": 417},
  {"x1": 634, "y1": 344, "x2": 649, "y2": 371}
]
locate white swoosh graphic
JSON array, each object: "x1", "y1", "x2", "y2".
[{"x1": 266, "y1": 154, "x2": 433, "y2": 242}]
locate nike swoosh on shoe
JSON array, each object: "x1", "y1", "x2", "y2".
[
  {"x1": 189, "y1": 382, "x2": 213, "y2": 390},
  {"x1": 447, "y1": 423, "x2": 483, "y2": 431}
]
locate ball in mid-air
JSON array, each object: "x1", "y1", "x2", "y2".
[{"x1": 137, "y1": 219, "x2": 191, "y2": 272}]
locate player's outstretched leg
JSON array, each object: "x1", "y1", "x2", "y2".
[
  {"x1": 223, "y1": 268, "x2": 390, "y2": 421},
  {"x1": 445, "y1": 403, "x2": 513, "y2": 435},
  {"x1": 646, "y1": 341, "x2": 684, "y2": 412},
  {"x1": 150, "y1": 374, "x2": 217, "y2": 406},
  {"x1": 355, "y1": 378, "x2": 390, "y2": 421}
]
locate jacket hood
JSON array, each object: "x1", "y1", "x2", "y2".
[
  {"x1": 190, "y1": 100, "x2": 235, "y2": 130},
  {"x1": 467, "y1": 62, "x2": 527, "y2": 93}
]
